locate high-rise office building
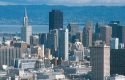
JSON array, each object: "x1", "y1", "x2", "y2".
[
  {"x1": 122, "y1": 26, "x2": 125, "y2": 45},
  {"x1": 110, "y1": 38, "x2": 119, "y2": 49},
  {"x1": 30, "y1": 35, "x2": 39, "y2": 46},
  {"x1": 90, "y1": 45, "x2": 110, "y2": 80},
  {"x1": 39, "y1": 33, "x2": 48, "y2": 48},
  {"x1": 49, "y1": 10, "x2": 63, "y2": 31},
  {"x1": 67, "y1": 22, "x2": 80, "y2": 43},
  {"x1": 21, "y1": 8, "x2": 32, "y2": 44},
  {"x1": 83, "y1": 21, "x2": 93, "y2": 47},
  {"x1": 58, "y1": 29, "x2": 69, "y2": 61},
  {"x1": 94, "y1": 22, "x2": 105, "y2": 42},
  {"x1": 109, "y1": 21, "x2": 122, "y2": 43},
  {"x1": 100, "y1": 25, "x2": 112, "y2": 46},
  {"x1": 110, "y1": 49, "x2": 125, "y2": 75},
  {"x1": 95, "y1": 22, "x2": 101, "y2": 34},
  {"x1": 48, "y1": 29, "x2": 58, "y2": 57},
  {"x1": 67, "y1": 22, "x2": 79, "y2": 35}
]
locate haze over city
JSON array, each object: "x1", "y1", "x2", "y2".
[{"x1": 0, "y1": 0, "x2": 125, "y2": 6}]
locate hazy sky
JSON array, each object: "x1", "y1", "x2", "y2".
[{"x1": 0, "y1": 0, "x2": 124, "y2": 6}]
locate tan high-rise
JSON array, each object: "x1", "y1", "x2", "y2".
[
  {"x1": 90, "y1": 45, "x2": 110, "y2": 80},
  {"x1": 100, "y1": 25, "x2": 112, "y2": 46}
]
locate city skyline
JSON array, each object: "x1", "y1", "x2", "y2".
[
  {"x1": 0, "y1": 0, "x2": 125, "y2": 6},
  {"x1": 0, "y1": 1, "x2": 125, "y2": 79}
]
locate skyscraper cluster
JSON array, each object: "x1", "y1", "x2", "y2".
[{"x1": 1, "y1": 8, "x2": 125, "y2": 80}]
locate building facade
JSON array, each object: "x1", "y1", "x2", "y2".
[
  {"x1": 83, "y1": 21, "x2": 93, "y2": 47},
  {"x1": 0, "y1": 47, "x2": 26, "y2": 68},
  {"x1": 21, "y1": 8, "x2": 32, "y2": 44},
  {"x1": 49, "y1": 10, "x2": 63, "y2": 31},
  {"x1": 100, "y1": 25, "x2": 112, "y2": 46},
  {"x1": 110, "y1": 49, "x2": 125, "y2": 75},
  {"x1": 58, "y1": 29, "x2": 69, "y2": 61},
  {"x1": 90, "y1": 45, "x2": 110, "y2": 80},
  {"x1": 110, "y1": 38, "x2": 119, "y2": 49}
]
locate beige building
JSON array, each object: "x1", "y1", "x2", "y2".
[
  {"x1": 100, "y1": 25, "x2": 112, "y2": 46},
  {"x1": 90, "y1": 45, "x2": 110, "y2": 80},
  {"x1": 83, "y1": 21, "x2": 93, "y2": 47},
  {"x1": 31, "y1": 45, "x2": 44, "y2": 58}
]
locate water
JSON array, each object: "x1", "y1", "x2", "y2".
[
  {"x1": 0, "y1": 25, "x2": 84, "y2": 33},
  {"x1": 0, "y1": 5, "x2": 125, "y2": 25},
  {"x1": 0, "y1": 25, "x2": 49, "y2": 33}
]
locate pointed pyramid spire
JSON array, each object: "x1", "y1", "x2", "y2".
[
  {"x1": 24, "y1": 8, "x2": 28, "y2": 27},
  {"x1": 25, "y1": 8, "x2": 27, "y2": 17}
]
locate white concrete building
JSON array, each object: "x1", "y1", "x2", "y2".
[
  {"x1": 21, "y1": 8, "x2": 32, "y2": 44},
  {"x1": 107, "y1": 74, "x2": 125, "y2": 80},
  {"x1": 110, "y1": 38, "x2": 119, "y2": 49},
  {"x1": 58, "y1": 28, "x2": 69, "y2": 61}
]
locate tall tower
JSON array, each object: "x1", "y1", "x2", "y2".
[
  {"x1": 21, "y1": 8, "x2": 32, "y2": 44},
  {"x1": 49, "y1": 10, "x2": 63, "y2": 31},
  {"x1": 82, "y1": 21, "x2": 93, "y2": 47},
  {"x1": 100, "y1": 25, "x2": 112, "y2": 46},
  {"x1": 48, "y1": 29, "x2": 58, "y2": 57},
  {"x1": 90, "y1": 45, "x2": 110, "y2": 80},
  {"x1": 109, "y1": 21, "x2": 122, "y2": 43},
  {"x1": 67, "y1": 22, "x2": 80, "y2": 43},
  {"x1": 58, "y1": 29, "x2": 69, "y2": 61}
]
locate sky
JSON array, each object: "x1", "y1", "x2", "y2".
[{"x1": 0, "y1": 0, "x2": 124, "y2": 6}]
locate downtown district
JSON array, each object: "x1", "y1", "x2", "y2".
[{"x1": 0, "y1": 9, "x2": 124, "y2": 80}]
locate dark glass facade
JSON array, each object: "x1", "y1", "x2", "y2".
[{"x1": 49, "y1": 10, "x2": 63, "y2": 31}]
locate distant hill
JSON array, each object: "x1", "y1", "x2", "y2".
[{"x1": 0, "y1": 5, "x2": 125, "y2": 25}]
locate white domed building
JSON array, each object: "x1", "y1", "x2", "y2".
[{"x1": 69, "y1": 41, "x2": 84, "y2": 61}]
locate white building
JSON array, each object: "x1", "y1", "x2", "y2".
[
  {"x1": 110, "y1": 38, "x2": 119, "y2": 49},
  {"x1": 21, "y1": 8, "x2": 32, "y2": 44},
  {"x1": 58, "y1": 28, "x2": 69, "y2": 61},
  {"x1": 107, "y1": 74, "x2": 125, "y2": 80},
  {"x1": 14, "y1": 58, "x2": 44, "y2": 69},
  {"x1": 70, "y1": 41, "x2": 84, "y2": 61}
]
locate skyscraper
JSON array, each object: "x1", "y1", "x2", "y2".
[
  {"x1": 48, "y1": 29, "x2": 58, "y2": 57},
  {"x1": 30, "y1": 35, "x2": 39, "y2": 46},
  {"x1": 82, "y1": 21, "x2": 93, "y2": 47},
  {"x1": 39, "y1": 33, "x2": 48, "y2": 48},
  {"x1": 90, "y1": 45, "x2": 110, "y2": 80},
  {"x1": 110, "y1": 49, "x2": 125, "y2": 75},
  {"x1": 93, "y1": 22, "x2": 105, "y2": 42},
  {"x1": 67, "y1": 22, "x2": 80, "y2": 43},
  {"x1": 110, "y1": 38, "x2": 119, "y2": 49},
  {"x1": 67, "y1": 22, "x2": 79, "y2": 35},
  {"x1": 95, "y1": 22, "x2": 101, "y2": 34},
  {"x1": 109, "y1": 21, "x2": 122, "y2": 43},
  {"x1": 100, "y1": 25, "x2": 112, "y2": 46},
  {"x1": 58, "y1": 29, "x2": 69, "y2": 61},
  {"x1": 49, "y1": 10, "x2": 63, "y2": 31},
  {"x1": 21, "y1": 8, "x2": 32, "y2": 44},
  {"x1": 122, "y1": 26, "x2": 125, "y2": 45}
]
